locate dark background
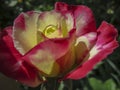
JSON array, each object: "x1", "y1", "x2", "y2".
[{"x1": 0, "y1": 0, "x2": 120, "y2": 90}]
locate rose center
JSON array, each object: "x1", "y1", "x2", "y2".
[
  {"x1": 44, "y1": 25, "x2": 56, "y2": 35},
  {"x1": 43, "y1": 25, "x2": 63, "y2": 38}
]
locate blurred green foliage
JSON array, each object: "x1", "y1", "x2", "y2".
[
  {"x1": 0, "y1": 0, "x2": 120, "y2": 90},
  {"x1": 88, "y1": 78, "x2": 120, "y2": 90}
]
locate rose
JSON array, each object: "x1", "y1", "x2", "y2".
[{"x1": 0, "y1": 2, "x2": 118, "y2": 87}]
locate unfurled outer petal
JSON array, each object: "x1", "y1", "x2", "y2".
[
  {"x1": 63, "y1": 21, "x2": 118, "y2": 79},
  {"x1": 55, "y1": 2, "x2": 96, "y2": 36},
  {"x1": 23, "y1": 29, "x2": 76, "y2": 77},
  {"x1": 13, "y1": 11, "x2": 40, "y2": 55},
  {"x1": 0, "y1": 27, "x2": 41, "y2": 87}
]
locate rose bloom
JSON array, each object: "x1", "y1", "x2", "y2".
[{"x1": 0, "y1": 2, "x2": 119, "y2": 87}]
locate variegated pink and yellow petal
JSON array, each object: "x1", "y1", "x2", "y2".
[
  {"x1": 23, "y1": 39, "x2": 68, "y2": 77},
  {"x1": 13, "y1": 11, "x2": 40, "y2": 55},
  {"x1": 37, "y1": 11, "x2": 74, "y2": 38},
  {"x1": 37, "y1": 11, "x2": 62, "y2": 32},
  {"x1": 75, "y1": 32, "x2": 97, "y2": 63},
  {"x1": 56, "y1": 46, "x2": 75, "y2": 75},
  {"x1": 55, "y1": 2, "x2": 96, "y2": 36},
  {"x1": 71, "y1": 5, "x2": 96, "y2": 36},
  {"x1": 23, "y1": 29, "x2": 75, "y2": 77},
  {"x1": 62, "y1": 21, "x2": 118, "y2": 79},
  {"x1": 0, "y1": 27, "x2": 41, "y2": 87}
]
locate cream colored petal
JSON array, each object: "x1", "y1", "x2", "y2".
[
  {"x1": 13, "y1": 12, "x2": 40, "y2": 55},
  {"x1": 37, "y1": 11, "x2": 62, "y2": 32},
  {"x1": 37, "y1": 11, "x2": 74, "y2": 38},
  {"x1": 29, "y1": 50, "x2": 60, "y2": 77}
]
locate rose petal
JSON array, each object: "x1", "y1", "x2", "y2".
[
  {"x1": 0, "y1": 27, "x2": 41, "y2": 87},
  {"x1": 37, "y1": 11, "x2": 74, "y2": 37},
  {"x1": 23, "y1": 29, "x2": 76, "y2": 77},
  {"x1": 56, "y1": 46, "x2": 75, "y2": 75},
  {"x1": 75, "y1": 32, "x2": 97, "y2": 63},
  {"x1": 62, "y1": 21, "x2": 118, "y2": 79},
  {"x1": 13, "y1": 11, "x2": 40, "y2": 55},
  {"x1": 37, "y1": 11, "x2": 62, "y2": 32},
  {"x1": 96, "y1": 21, "x2": 118, "y2": 46},
  {"x1": 55, "y1": 2, "x2": 96, "y2": 36}
]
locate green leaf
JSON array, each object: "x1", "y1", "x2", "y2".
[{"x1": 88, "y1": 78, "x2": 118, "y2": 90}]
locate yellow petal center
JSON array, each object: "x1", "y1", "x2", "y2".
[{"x1": 43, "y1": 25, "x2": 63, "y2": 38}]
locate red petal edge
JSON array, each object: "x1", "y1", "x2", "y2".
[
  {"x1": 23, "y1": 29, "x2": 76, "y2": 70},
  {"x1": 55, "y1": 2, "x2": 96, "y2": 36},
  {"x1": 62, "y1": 21, "x2": 119, "y2": 80},
  {"x1": 0, "y1": 27, "x2": 41, "y2": 87}
]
